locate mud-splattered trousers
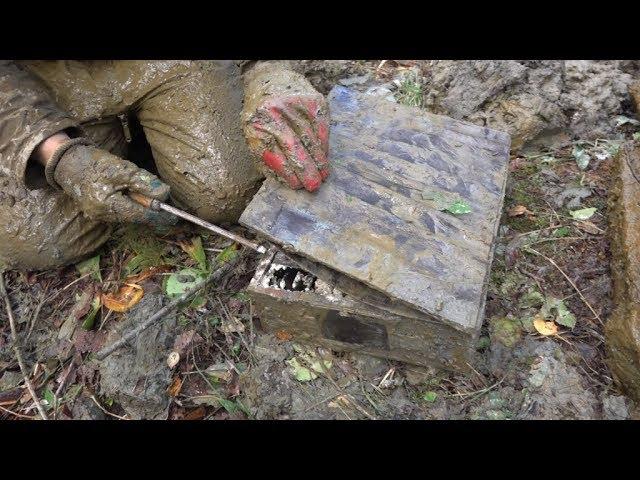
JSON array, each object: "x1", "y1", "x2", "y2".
[{"x1": 0, "y1": 61, "x2": 265, "y2": 270}]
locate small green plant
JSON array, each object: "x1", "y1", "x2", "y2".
[{"x1": 395, "y1": 73, "x2": 424, "y2": 108}]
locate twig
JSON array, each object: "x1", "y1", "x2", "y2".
[
  {"x1": 524, "y1": 247, "x2": 603, "y2": 325},
  {"x1": 95, "y1": 252, "x2": 245, "y2": 360},
  {"x1": 89, "y1": 395, "x2": 128, "y2": 420},
  {"x1": 311, "y1": 347, "x2": 375, "y2": 420},
  {"x1": 0, "y1": 404, "x2": 36, "y2": 420},
  {"x1": 26, "y1": 289, "x2": 48, "y2": 340},
  {"x1": 0, "y1": 272, "x2": 48, "y2": 420}
]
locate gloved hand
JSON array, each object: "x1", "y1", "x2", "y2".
[
  {"x1": 242, "y1": 63, "x2": 330, "y2": 192},
  {"x1": 51, "y1": 143, "x2": 175, "y2": 226}
]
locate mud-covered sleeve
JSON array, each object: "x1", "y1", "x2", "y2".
[
  {"x1": 239, "y1": 60, "x2": 298, "y2": 85},
  {"x1": 0, "y1": 61, "x2": 79, "y2": 187}
]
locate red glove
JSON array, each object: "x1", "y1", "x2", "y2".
[{"x1": 243, "y1": 64, "x2": 330, "y2": 192}]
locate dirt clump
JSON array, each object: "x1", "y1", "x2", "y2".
[
  {"x1": 420, "y1": 60, "x2": 636, "y2": 150},
  {"x1": 605, "y1": 141, "x2": 640, "y2": 403},
  {"x1": 97, "y1": 284, "x2": 176, "y2": 419}
]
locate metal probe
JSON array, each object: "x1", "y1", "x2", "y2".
[{"x1": 128, "y1": 192, "x2": 266, "y2": 254}]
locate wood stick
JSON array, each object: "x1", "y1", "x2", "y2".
[
  {"x1": 0, "y1": 272, "x2": 48, "y2": 420},
  {"x1": 95, "y1": 252, "x2": 246, "y2": 360}
]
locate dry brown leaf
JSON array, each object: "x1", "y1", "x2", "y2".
[
  {"x1": 275, "y1": 330, "x2": 293, "y2": 341},
  {"x1": 167, "y1": 351, "x2": 180, "y2": 369},
  {"x1": 575, "y1": 220, "x2": 602, "y2": 235},
  {"x1": 219, "y1": 316, "x2": 245, "y2": 334},
  {"x1": 167, "y1": 377, "x2": 183, "y2": 397},
  {"x1": 126, "y1": 265, "x2": 172, "y2": 284},
  {"x1": 102, "y1": 283, "x2": 144, "y2": 313},
  {"x1": 183, "y1": 406, "x2": 206, "y2": 420},
  {"x1": 508, "y1": 205, "x2": 534, "y2": 217},
  {"x1": 533, "y1": 316, "x2": 558, "y2": 336}
]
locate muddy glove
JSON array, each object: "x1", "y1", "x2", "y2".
[
  {"x1": 242, "y1": 62, "x2": 330, "y2": 192},
  {"x1": 46, "y1": 139, "x2": 174, "y2": 226}
]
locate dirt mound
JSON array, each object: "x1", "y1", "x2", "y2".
[{"x1": 421, "y1": 60, "x2": 636, "y2": 149}]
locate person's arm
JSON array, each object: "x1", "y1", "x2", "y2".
[
  {"x1": 0, "y1": 61, "x2": 174, "y2": 226},
  {"x1": 240, "y1": 60, "x2": 330, "y2": 192},
  {"x1": 0, "y1": 61, "x2": 79, "y2": 187}
]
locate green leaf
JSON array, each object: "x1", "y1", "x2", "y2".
[
  {"x1": 235, "y1": 399, "x2": 252, "y2": 417},
  {"x1": 43, "y1": 388, "x2": 57, "y2": 410},
  {"x1": 539, "y1": 155, "x2": 557, "y2": 164},
  {"x1": 519, "y1": 289, "x2": 545, "y2": 309},
  {"x1": 572, "y1": 145, "x2": 591, "y2": 170},
  {"x1": 286, "y1": 357, "x2": 316, "y2": 382},
  {"x1": 81, "y1": 296, "x2": 101, "y2": 330},
  {"x1": 444, "y1": 200, "x2": 472, "y2": 215},
  {"x1": 615, "y1": 115, "x2": 640, "y2": 127},
  {"x1": 215, "y1": 245, "x2": 239, "y2": 265},
  {"x1": 541, "y1": 297, "x2": 577, "y2": 329},
  {"x1": 164, "y1": 268, "x2": 207, "y2": 298},
  {"x1": 633, "y1": 132, "x2": 640, "y2": 142},
  {"x1": 552, "y1": 226, "x2": 571, "y2": 237},
  {"x1": 570, "y1": 207, "x2": 597, "y2": 221},
  {"x1": 422, "y1": 391, "x2": 438, "y2": 403},
  {"x1": 187, "y1": 236, "x2": 208, "y2": 272},
  {"x1": 76, "y1": 255, "x2": 101, "y2": 282},
  {"x1": 218, "y1": 398, "x2": 238, "y2": 414}
]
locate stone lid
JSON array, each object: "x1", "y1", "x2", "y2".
[{"x1": 240, "y1": 86, "x2": 510, "y2": 334}]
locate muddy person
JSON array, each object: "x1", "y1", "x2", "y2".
[{"x1": 0, "y1": 61, "x2": 330, "y2": 270}]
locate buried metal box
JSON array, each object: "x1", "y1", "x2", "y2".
[{"x1": 241, "y1": 86, "x2": 511, "y2": 371}]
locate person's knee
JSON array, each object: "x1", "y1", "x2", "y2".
[
  {"x1": 171, "y1": 170, "x2": 263, "y2": 224},
  {"x1": 138, "y1": 61, "x2": 264, "y2": 224}
]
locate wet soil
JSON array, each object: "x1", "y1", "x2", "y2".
[{"x1": 1, "y1": 60, "x2": 638, "y2": 420}]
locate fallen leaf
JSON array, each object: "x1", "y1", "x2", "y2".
[
  {"x1": 167, "y1": 351, "x2": 180, "y2": 369},
  {"x1": 102, "y1": 283, "x2": 144, "y2": 313},
  {"x1": 126, "y1": 265, "x2": 172, "y2": 284},
  {"x1": 570, "y1": 207, "x2": 596, "y2": 221},
  {"x1": 422, "y1": 391, "x2": 438, "y2": 403},
  {"x1": 508, "y1": 205, "x2": 534, "y2": 217},
  {"x1": 286, "y1": 358, "x2": 316, "y2": 382},
  {"x1": 215, "y1": 244, "x2": 239, "y2": 264},
  {"x1": 533, "y1": 316, "x2": 558, "y2": 336},
  {"x1": 205, "y1": 364, "x2": 232, "y2": 383},
  {"x1": 275, "y1": 330, "x2": 293, "y2": 341},
  {"x1": 575, "y1": 220, "x2": 602, "y2": 235},
  {"x1": 615, "y1": 115, "x2": 640, "y2": 127},
  {"x1": 182, "y1": 406, "x2": 206, "y2": 420},
  {"x1": 219, "y1": 316, "x2": 245, "y2": 334},
  {"x1": 552, "y1": 226, "x2": 571, "y2": 237},
  {"x1": 164, "y1": 268, "x2": 206, "y2": 298},
  {"x1": 172, "y1": 330, "x2": 204, "y2": 357},
  {"x1": 167, "y1": 377, "x2": 183, "y2": 397},
  {"x1": 178, "y1": 236, "x2": 208, "y2": 272},
  {"x1": 444, "y1": 200, "x2": 472, "y2": 215},
  {"x1": 81, "y1": 294, "x2": 102, "y2": 330},
  {"x1": 286, "y1": 346, "x2": 333, "y2": 382},
  {"x1": 572, "y1": 145, "x2": 591, "y2": 170},
  {"x1": 541, "y1": 297, "x2": 577, "y2": 329},
  {"x1": 76, "y1": 255, "x2": 102, "y2": 282}
]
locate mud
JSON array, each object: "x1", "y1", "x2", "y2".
[
  {"x1": 419, "y1": 61, "x2": 636, "y2": 150},
  {"x1": 97, "y1": 285, "x2": 176, "y2": 419},
  {"x1": 0, "y1": 173, "x2": 112, "y2": 270},
  {"x1": 631, "y1": 80, "x2": 640, "y2": 114},
  {"x1": 605, "y1": 141, "x2": 640, "y2": 402}
]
